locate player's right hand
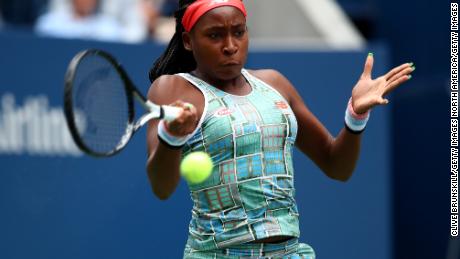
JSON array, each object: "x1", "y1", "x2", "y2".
[{"x1": 164, "y1": 100, "x2": 198, "y2": 137}]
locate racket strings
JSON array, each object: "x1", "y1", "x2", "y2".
[{"x1": 71, "y1": 54, "x2": 131, "y2": 154}]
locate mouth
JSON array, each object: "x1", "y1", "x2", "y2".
[{"x1": 222, "y1": 60, "x2": 240, "y2": 66}]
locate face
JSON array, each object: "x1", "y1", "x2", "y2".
[
  {"x1": 73, "y1": 0, "x2": 98, "y2": 17},
  {"x1": 183, "y1": 6, "x2": 249, "y2": 81}
]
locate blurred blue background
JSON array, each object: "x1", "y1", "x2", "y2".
[{"x1": 0, "y1": 0, "x2": 449, "y2": 258}]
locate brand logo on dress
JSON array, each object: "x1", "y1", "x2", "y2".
[
  {"x1": 275, "y1": 101, "x2": 288, "y2": 109},
  {"x1": 215, "y1": 107, "x2": 234, "y2": 117}
]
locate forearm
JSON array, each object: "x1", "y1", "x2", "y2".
[
  {"x1": 146, "y1": 142, "x2": 182, "y2": 200},
  {"x1": 324, "y1": 96, "x2": 368, "y2": 181},
  {"x1": 326, "y1": 128, "x2": 362, "y2": 181}
]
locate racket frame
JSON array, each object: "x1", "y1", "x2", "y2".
[{"x1": 64, "y1": 49, "x2": 166, "y2": 157}]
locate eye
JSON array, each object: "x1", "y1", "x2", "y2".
[
  {"x1": 234, "y1": 30, "x2": 245, "y2": 37},
  {"x1": 208, "y1": 32, "x2": 221, "y2": 39},
  {"x1": 233, "y1": 27, "x2": 246, "y2": 38}
]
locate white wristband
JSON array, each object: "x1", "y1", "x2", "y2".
[
  {"x1": 157, "y1": 120, "x2": 190, "y2": 148},
  {"x1": 344, "y1": 99, "x2": 370, "y2": 133}
]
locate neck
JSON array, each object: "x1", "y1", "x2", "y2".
[{"x1": 192, "y1": 69, "x2": 247, "y2": 93}]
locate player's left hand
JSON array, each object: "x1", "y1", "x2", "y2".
[{"x1": 351, "y1": 53, "x2": 415, "y2": 114}]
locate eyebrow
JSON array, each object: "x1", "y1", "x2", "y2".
[{"x1": 201, "y1": 22, "x2": 246, "y2": 31}]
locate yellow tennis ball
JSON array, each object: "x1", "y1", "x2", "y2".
[{"x1": 180, "y1": 151, "x2": 213, "y2": 184}]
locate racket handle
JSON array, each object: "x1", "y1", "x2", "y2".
[{"x1": 162, "y1": 105, "x2": 183, "y2": 121}]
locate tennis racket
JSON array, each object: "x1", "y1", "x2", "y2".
[{"x1": 63, "y1": 49, "x2": 182, "y2": 157}]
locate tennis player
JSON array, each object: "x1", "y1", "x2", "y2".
[{"x1": 145, "y1": 0, "x2": 414, "y2": 258}]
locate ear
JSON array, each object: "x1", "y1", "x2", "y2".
[{"x1": 182, "y1": 32, "x2": 192, "y2": 51}]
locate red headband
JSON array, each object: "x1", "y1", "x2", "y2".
[{"x1": 182, "y1": 0, "x2": 247, "y2": 32}]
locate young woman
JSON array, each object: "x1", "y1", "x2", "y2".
[{"x1": 145, "y1": 0, "x2": 414, "y2": 258}]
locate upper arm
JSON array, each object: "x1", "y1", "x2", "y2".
[{"x1": 251, "y1": 69, "x2": 334, "y2": 172}]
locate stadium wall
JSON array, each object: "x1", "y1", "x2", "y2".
[{"x1": 0, "y1": 32, "x2": 391, "y2": 259}]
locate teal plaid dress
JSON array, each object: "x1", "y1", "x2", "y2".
[{"x1": 178, "y1": 69, "x2": 315, "y2": 258}]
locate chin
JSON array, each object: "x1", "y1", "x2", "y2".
[{"x1": 217, "y1": 65, "x2": 243, "y2": 79}]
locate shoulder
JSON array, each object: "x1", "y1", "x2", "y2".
[
  {"x1": 148, "y1": 74, "x2": 188, "y2": 100},
  {"x1": 150, "y1": 73, "x2": 194, "y2": 91},
  {"x1": 246, "y1": 68, "x2": 283, "y2": 82},
  {"x1": 147, "y1": 73, "x2": 203, "y2": 106},
  {"x1": 246, "y1": 69, "x2": 296, "y2": 103}
]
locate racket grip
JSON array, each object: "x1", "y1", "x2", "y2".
[{"x1": 162, "y1": 106, "x2": 183, "y2": 121}]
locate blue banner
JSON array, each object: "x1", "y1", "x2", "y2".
[{"x1": 0, "y1": 32, "x2": 391, "y2": 259}]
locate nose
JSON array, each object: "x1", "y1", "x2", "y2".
[{"x1": 223, "y1": 35, "x2": 238, "y2": 55}]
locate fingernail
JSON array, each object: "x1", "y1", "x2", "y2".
[
  {"x1": 411, "y1": 66, "x2": 416, "y2": 71},
  {"x1": 368, "y1": 52, "x2": 373, "y2": 56},
  {"x1": 408, "y1": 75, "x2": 412, "y2": 80}
]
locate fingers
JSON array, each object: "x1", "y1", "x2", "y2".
[
  {"x1": 171, "y1": 100, "x2": 197, "y2": 121},
  {"x1": 165, "y1": 100, "x2": 198, "y2": 136},
  {"x1": 383, "y1": 63, "x2": 415, "y2": 95},
  {"x1": 183, "y1": 102, "x2": 196, "y2": 114},
  {"x1": 384, "y1": 74, "x2": 412, "y2": 95},
  {"x1": 169, "y1": 100, "x2": 196, "y2": 116},
  {"x1": 369, "y1": 96, "x2": 389, "y2": 109},
  {"x1": 378, "y1": 97, "x2": 389, "y2": 105},
  {"x1": 386, "y1": 63, "x2": 414, "y2": 84},
  {"x1": 361, "y1": 53, "x2": 374, "y2": 79},
  {"x1": 384, "y1": 62, "x2": 414, "y2": 81},
  {"x1": 170, "y1": 100, "x2": 189, "y2": 109}
]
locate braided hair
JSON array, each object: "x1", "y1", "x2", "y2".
[{"x1": 148, "y1": 0, "x2": 197, "y2": 83}]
